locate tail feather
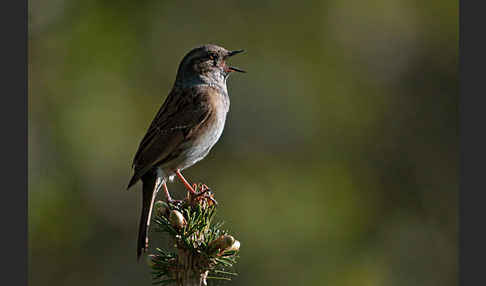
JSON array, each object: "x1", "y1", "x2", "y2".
[
  {"x1": 137, "y1": 174, "x2": 157, "y2": 260},
  {"x1": 127, "y1": 173, "x2": 140, "y2": 190}
]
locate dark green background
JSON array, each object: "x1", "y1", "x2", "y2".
[{"x1": 29, "y1": 1, "x2": 458, "y2": 285}]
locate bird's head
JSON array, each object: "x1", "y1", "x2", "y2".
[{"x1": 175, "y1": 44, "x2": 245, "y2": 86}]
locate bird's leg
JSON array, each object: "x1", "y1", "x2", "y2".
[
  {"x1": 175, "y1": 169, "x2": 196, "y2": 194},
  {"x1": 162, "y1": 181, "x2": 172, "y2": 202},
  {"x1": 162, "y1": 181, "x2": 185, "y2": 207},
  {"x1": 175, "y1": 170, "x2": 217, "y2": 205},
  {"x1": 154, "y1": 170, "x2": 174, "y2": 203}
]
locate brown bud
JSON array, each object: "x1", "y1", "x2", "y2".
[
  {"x1": 169, "y1": 210, "x2": 186, "y2": 229},
  {"x1": 208, "y1": 235, "x2": 235, "y2": 255},
  {"x1": 225, "y1": 240, "x2": 240, "y2": 252},
  {"x1": 154, "y1": 201, "x2": 169, "y2": 218}
]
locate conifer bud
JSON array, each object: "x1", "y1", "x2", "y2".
[
  {"x1": 208, "y1": 235, "x2": 235, "y2": 255},
  {"x1": 154, "y1": 201, "x2": 169, "y2": 218},
  {"x1": 225, "y1": 240, "x2": 240, "y2": 252},
  {"x1": 169, "y1": 210, "x2": 186, "y2": 229}
]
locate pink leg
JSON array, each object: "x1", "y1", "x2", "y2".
[
  {"x1": 175, "y1": 169, "x2": 196, "y2": 194},
  {"x1": 162, "y1": 181, "x2": 172, "y2": 202}
]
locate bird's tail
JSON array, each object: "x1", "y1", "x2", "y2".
[{"x1": 137, "y1": 174, "x2": 158, "y2": 260}]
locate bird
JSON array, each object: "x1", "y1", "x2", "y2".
[{"x1": 126, "y1": 44, "x2": 245, "y2": 259}]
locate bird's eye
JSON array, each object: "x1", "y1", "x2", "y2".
[{"x1": 209, "y1": 54, "x2": 216, "y2": 61}]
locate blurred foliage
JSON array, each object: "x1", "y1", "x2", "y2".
[{"x1": 29, "y1": 0, "x2": 457, "y2": 285}]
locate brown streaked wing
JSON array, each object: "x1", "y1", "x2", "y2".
[{"x1": 130, "y1": 86, "x2": 214, "y2": 181}]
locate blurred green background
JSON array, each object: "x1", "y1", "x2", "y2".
[{"x1": 28, "y1": 0, "x2": 458, "y2": 285}]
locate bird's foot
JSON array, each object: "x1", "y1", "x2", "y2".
[
  {"x1": 187, "y1": 184, "x2": 218, "y2": 206},
  {"x1": 189, "y1": 184, "x2": 218, "y2": 206}
]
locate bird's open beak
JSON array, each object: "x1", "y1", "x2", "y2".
[
  {"x1": 227, "y1": 49, "x2": 245, "y2": 57},
  {"x1": 225, "y1": 50, "x2": 246, "y2": 73},
  {"x1": 227, "y1": 66, "x2": 246, "y2": 73}
]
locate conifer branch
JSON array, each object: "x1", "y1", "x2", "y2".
[{"x1": 147, "y1": 185, "x2": 240, "y2": 286}]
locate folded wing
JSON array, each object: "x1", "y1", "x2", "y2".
[{"x1": 127, "y1": 86, "x2": 214, "y2": 188}]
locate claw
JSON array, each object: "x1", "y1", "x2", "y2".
[{"x1": 194, "y1": 187, "x2": 218, "y2": 205}]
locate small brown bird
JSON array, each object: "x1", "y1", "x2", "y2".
[{"x1": 127, "y1": 44, "x2": 245, "y2": 259}]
